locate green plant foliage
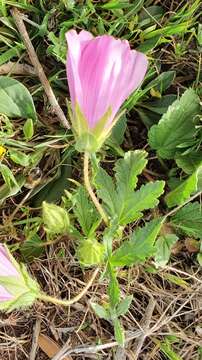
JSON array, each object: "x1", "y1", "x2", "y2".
[
  {"x1": 72, "y1": 186, "x2": 100, "y2": 237},
  {"x1": 111, "y1": 218, "x2": 164, "y2": 266},
  {"x1": 165, "y1": 166, "x2": 202, "y2": 207},
  {"x1": 95, "y1": 150, "x2": 165, "y2": 225},
  {"x1": 171, "y1": 202, "x2": 202, "y2": 239},
  {"x1": 148, "y1": 89, "x2": 201, "y2": 159},
  {"x1": 0, "y1": 76, "x2": 37, "y2": 120},
  {"x1": 155, "y1": 234, "x2": 179, "y2": 267}
]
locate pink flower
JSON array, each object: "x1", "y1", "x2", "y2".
[
  {"x1": 0, "y1": 244, "x2": 19, "y2": 303},
  {"x1": 66, "y1": 29, "x2": 148, "y2": 150}
]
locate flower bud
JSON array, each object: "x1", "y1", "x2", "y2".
[{"x1": 42, "y1": 202, "x2": 70, "y2": 235}]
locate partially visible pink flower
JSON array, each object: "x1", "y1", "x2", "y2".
[
  {"x1": 66, "y1": 29, "x2": 148, "y2": 150},
  {"x1": 0, "y1": 244, "x2": 19, "y2": 303},
  {"x1": 0, "y1": 244, "x2": 40, "y2": 311}
]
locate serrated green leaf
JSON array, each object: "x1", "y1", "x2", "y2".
[
  {"x1": 165, "y1": 167, "x2": 202, "y2": 208},
  {"x1": 148, "y1": 89, "x2": 201, "y2": 159},
  {"x1": 111, "y1": 218, "x2": 163, "y2": 266},
  {"x1": 95, "y1": 167, "x2": 118, "y2": 217},
  {"x1": 115, "y1": 150, "x2": 148, "y2": 193},
  {"x1": 176, "y1": 151, "x2": 202, "y2": 174},
  {"x1": 20, "y1": 234, "x2": 44, "y2": 262},
  {"x1": 91, "y1": 303, "x2": 110, "y2": 320},
  {"x1": 0, "y1": 76, "x2": 37, "y2": 120},
  {"x1": 155, "y1": 234, "x2": 178, "y2": 267},
  {"x1": 113, "y1": 318, "x2": 125, "y2": 347},
  {"x1": 116, "y1": 295, "x2": 133, "y2": 317},
  {"x1": 171, "y1": 202, "x2": 202, "y2": 238},
  {"x1": 119, "y1": 180, "x2": 165, "y2": 225},
  {"x1": 72, "y1": 186, "x2": 100, "y2": 237}
]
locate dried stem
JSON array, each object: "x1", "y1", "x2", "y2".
[
  {"x1": 11, "y1": 7, "x2": 70, "y2": 129},
  {"x1": 83, "y1": 152, "x2": 109, "y2": 225}
]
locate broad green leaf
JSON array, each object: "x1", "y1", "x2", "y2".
[
  {"x1": 171, "y1": 202, "x2": 202, "y2": 239},
  {"x1": 148, "y1": 89, "x2": 201, "y2": 159},
  {"x1": 113, "y1": 318, "x2": 125, "y2": 347},
  {"x1": 155, "y1": 234, "x2": 178, "y2": 267},
  {"x1": 176, "y1": 151, "x2": 202, "y2": 174},
  {"x1": 0, "y1": 163, "x2": 19, "y2": 189},
  {"x1": 72, "y1": 186, "x2": 100, "y2": 237},
  {"x1": 91, "y1": 303, "x2": 109, "y2": 321},
  {"x1": 0, "y1": 174, "x2": 26, "y2": 205},
  {"x1": 111, "y1": 218, "x2": 163, "y2": 266},
  {"x1": 165, "y1": 167, "x2": 202, "y2": 208},
  {"x1": 23, "y1": 118, "x2": 34, "y2": 141},
  {"x1": 0, "y1": 76, "x2": 36, "y2": 120},
  {"x1": 9, "y1": 149, "x2": 30, "y2": 167},
  {"x1": 116, "y1": 295, "x2": 133, "y2": 317},
  {"x1": 115, "y1": 150, "x2": 148, "y2": 193},
  {"x1": 119, "y1": 180, "x2": 165, "y2": 225}
]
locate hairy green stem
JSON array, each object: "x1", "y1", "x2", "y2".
[
  {"x1": 83, "y1": 152, "x2": 109, "y2": 225},
  {"x1": 39, "y1": 268, "x2": 99, "y2": 306}
]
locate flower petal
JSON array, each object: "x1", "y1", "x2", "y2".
[
  {"x1": 0, "y1": 285, "x2": 13, "y2": 302},
  {"x1": 66, "y1": 30, "x2": 93, "y2": 107},
  {"x1": 0, "y1": 245, "x2": 19, "y2": 277}
]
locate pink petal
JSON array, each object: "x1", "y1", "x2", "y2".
[
  {"x1": 66, "y1": 30, "x2": 93, "y2": 107},
  {"x1": 0, "y1": 245, "x2": 19, "y2": 277},
  {"x1": 0, "y1": 285, "x2": 13, "y2": 302}
]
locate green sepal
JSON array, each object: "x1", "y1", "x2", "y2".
[
  {"x1": 42, "y1": 201, "x2": 70, "y2": 235},
  {"x1": 75, "y1": 133, "x2": 99, "y2": 153},
  {"x1": 77, "y1": 238, "x2": 105, "y2": 267}
]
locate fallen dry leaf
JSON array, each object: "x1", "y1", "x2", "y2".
[{"x1": 38, "y1": 334, "x2": 72, "y2": 360}]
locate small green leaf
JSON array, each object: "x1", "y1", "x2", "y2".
[
  {"x1": 72, "y1": 186, "x2": 100, "y2": 237},
  {"x1": 0, "y1": 76, "x2": 37, "y2": 120},
  {"x1": 95, "y1": 167, "x2": 118, "y2": 217},
  {"x1": 108, "y1": 265, "x2": 120, "y2": 308},
  {"x1": 114, "y1": 318, "x2": 125, "y2": 347},
  {"x1": 23, "y1": 118, "x2": 34, "y2": 140},
  {"x1": 116, "y1": 295, "x2": 133, "y2": 317},
  {"x1": 111, "y1": 218, "x2": 163, "y2": 266},
  {"x1": 20, "y1": 233, "x2": 44, "y2": 262},
  {"x1": 91, "y1": 303, "x2": 110, "y2": 320},
  {"x1": 9, "y1": 149, "x2": 30, "y2": 167},
  {"x1": 160, "y1": 339, "x2": 183, "y2": 360},
  {"x1": 0, "y1": 174, "x2": 26, "y2": 205},
  {"x1": 107, "y1": 114, "x2": 127, "y2": 147},
  {"x1": 165, "y1": 167, "x2": 202, "y2": 208},
  {"x1": 155, "y1": 234, "x2": 178, "y2": 267},
  {"x1": 148, "y1": 89, "x2": 201, "y2": 159},
  {"x1": 0, "y1": 163, "x2": 19, "y2": 189},
  {"x1": 144, "y1": 71, "x2": 176, "y2": 94},
  {"x1": 171, "y1": 202, "x2": 202, "y2": 239}
]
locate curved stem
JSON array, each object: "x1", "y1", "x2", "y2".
[
  {"x1": 39, "y1": 268, "x2": 99, "y2": 306},
  {"x1": 83, "y1": 152, "x2": 108, "y2": 225}
]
